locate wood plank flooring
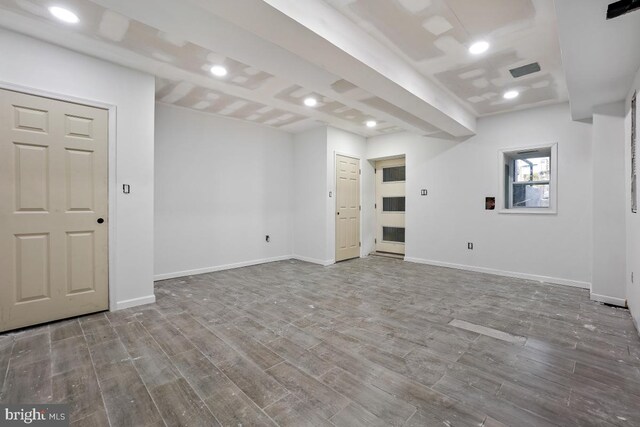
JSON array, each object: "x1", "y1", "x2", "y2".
[{"x1": 1, "y1": 257, "x2": 640, "y2": 426}]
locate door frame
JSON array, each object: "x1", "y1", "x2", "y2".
[
  {"x1": 373, "y1": 154, "x2": 407, "y2": 256},
  {"x1": 0, "y1": 81, "x2": 116, "y2": 311},
  {"x1": 333, "y1": 151, "x2": 362, "y2": 262}
]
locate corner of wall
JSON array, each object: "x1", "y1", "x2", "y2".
[{"x1": 625, "y1": 64, "x2": 640, "y2": 335}]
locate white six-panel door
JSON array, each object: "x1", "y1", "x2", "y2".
[
  {"x1": 0, "y1": 89, "x2": 109, "y2": 332},
  {"x1": 376, "y1": 158, "x2": 406, "y2": 255},
  {"x1": 335, "y1": 154, "x2": 360, "y2": 262}
]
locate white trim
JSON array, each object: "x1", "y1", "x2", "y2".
[
  {"x1": 116, "y1": 295, "x2": 156, "y2": 310},
  {"x1": 404, "y1": 257, "x2": 590, "y2": 289},
  {"x1": 155, "y1": 255, "x2": 336, "y2": 282},
  {"x1": 291, "y1": 255, "x2": 335, "y2": 266},
  {"x1": 154, "y1": 255, "x2": 293, "y2": 281},
  {"x1": 590, "y1": 293, "x2": 627, "y2": 307},
  {"x1": 0, "y1": 81, "x2": 119, "y2": 311},
  {"x1": 495, "y1": 208, "x2": 557, "y2": 215}
]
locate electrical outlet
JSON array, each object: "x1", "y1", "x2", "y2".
[
  {"x1": 467, "y1": 242, "x2": 473, "y2": 250},
  {"x1": 265, "y1": 235, "x2": 270, "y2": 243},
  {"x1": 421, "y1": 189, "x2": 428, "y2": 196}
]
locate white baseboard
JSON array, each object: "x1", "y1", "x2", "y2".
[
  {"x1": 590, "y1": 292, "x2": 627, "y2": 307},
  {"x1": 115, "y1": 294, "x2": 156, "y2": 311},
  {"x1": 154, "y1": 255, "x2": 293, "y2": 281},
  {"x1": 404, "y1": 257, "x2": 591, "y2": 289},
  {"x1": 291, "y1": 255, "x2": 334, "y2": 266}
]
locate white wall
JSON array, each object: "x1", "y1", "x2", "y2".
[
  {"x1": 592, "y1": 103, "x2": 627, "y2": 305},
  {"x1": 154, "y1": 103, "x2": 294, "y2": 279},
  {"x1": 292, "y1": 127, "x2": 329, "y2": 264},
  {"x1": 0, "y1": 29, "x2": 156, "y2": 310},
  {"x1": 291, "y1": 126, "x2": 372, "y2": 264},
  {"x1": 368, "y1": 103, "x2": 593, "y2": 288},
  {"x1": 625, "y1": 66, "x2": 640, "y2": 331},
  {"x1": 326, "y1": 127, "x2": 373, "y2": 261}
]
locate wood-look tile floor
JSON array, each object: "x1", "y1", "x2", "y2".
[{"x1": 2, "y1": 257, "x2": 640, "y2": 426}]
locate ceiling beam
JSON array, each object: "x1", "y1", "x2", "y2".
[
  {"x1": 187, "y1": 0, "x2": 476, "y2": 137},
  {"x1": 555, "y1": 0, "x2": 640, "y2": 120}
]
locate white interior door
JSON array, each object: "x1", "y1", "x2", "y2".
[
  {"x1": 0, "y1": 89, "x2": 109, "y2": 332},
  {"x1": 335, "y1": 154, "x2": 360, "y2": 262},
  {"x1": 376, "y1": 158, "x2": 406, "y2": 255}
]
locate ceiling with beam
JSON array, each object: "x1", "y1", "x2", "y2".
[
  {"x1": 0, "y1": 0, "x2": 568, "y2": 136},
  {"x1": 321, "y1": 0, "x2": 567, "y2": 116}
]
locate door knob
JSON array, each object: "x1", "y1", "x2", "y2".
[
  {"x1": 337, "y1": 212, "x2": 340, "y2": 215},
  {"x1": 97, "y1": 218, "x2": 104, "y2": 224}
]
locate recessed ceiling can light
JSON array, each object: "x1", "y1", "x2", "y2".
[
  {"x1": 48, "y1": 6, "x2": 79, "y2": 24},
  {"x1": 304, "y1": 97, "x2": 318, "y2": 107},
  {"x1": 210, "y1": 65, "x2": 228, "y2": 77},
  {"x1": 468, "y1": 41, "x2": 489, "y2": 55},
  {"x1": 366, "y1": 120, "x2": 377, "y2": 128},
  {"x1": 503, "y1": 90, "x2": 519, "y2": 99}
]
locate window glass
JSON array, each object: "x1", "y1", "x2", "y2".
[
  {"x1": 514, "y1": 157, "x2": 550, "y2": 183},
  {"x1": 383, "y1": 166, "x2": 405, "y2": 182},
  {"x1": 512, "y1": 184, "x2": 550, "y2": 208},
  {"x1": 383, "y1": 227, "x2": 405, "y2": 242},
  {"x1": 382, "y1": 197, "x2": 405, "y2": 212}
]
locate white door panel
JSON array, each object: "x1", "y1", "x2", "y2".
[
  {"x1": 335, "y1": 154, "x2": 360, "y2": 262},
  {"x1": 0, "y1": 89, "x2": 109, "y2": 332}
]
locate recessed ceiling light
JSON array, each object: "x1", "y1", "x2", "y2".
[
  {"x1": 468, "y1": 41, "x2": 489, "y2": 55},
  {"x1": 503, "y1": 90, "x2": 519, "y2": 99},
  {"x1": 48, "y1": 6, "x2": 79, "y2": 24},
  {"x1": 210, "y1": 65, "x2": 228, "y2": 77},
  {"x1": 366, "y1": 120, "x2": 377, "y2": 128},
  {"x1": 304, "y1": 97, "x2": 317, "y2": 107}
]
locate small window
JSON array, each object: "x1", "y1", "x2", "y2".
[
  {"x1": 499, "y1": 144, "x2": 557, "y2": 214},
  {"x1": 383, "y1": 197, "x2": 405, "y2": 212},
  {"x1": 383, "y1": 166, "x2": 405, "y2": 182},
  {"x1": 383, "y1": 226, "x2": 405, "y2": 242}
]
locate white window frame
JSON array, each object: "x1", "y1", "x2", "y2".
[{"x1": 498, "y1": 143, "x2": 557, "y2": 215}]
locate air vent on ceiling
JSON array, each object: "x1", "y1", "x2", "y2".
[
  {"x1": 509, "y1": 62, "x2": 541, "y2": 78},
  {"x1": 607, "y1": 0, "x2": 640, "y2": 19}
]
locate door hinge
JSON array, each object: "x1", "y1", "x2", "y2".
[
  {"x1": 374, "y1": 203, "x2": 377, "y2": 209},
  {"x1": 359, "y1": 205, "x2": 361, "y2": 211},
  {"x1": 359, "y1": 242, "x2": 361, "y2": 247},
  {"x1": 375, "y1": 238, "x2": 377, "y2": 244},
  {"x1": 359, "y1": 169, "x2": 361, "y2": 175}
]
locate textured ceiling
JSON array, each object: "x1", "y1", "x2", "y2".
[
  {"x1": 0, "y1": 0, "x2": 568, "y2": 135},
  {"x1": 0, "y1": 0, "x2": 407, "y2": 135},
  {"x1": 322, "y1": 0, "x2": 568, "y2": 116}
]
